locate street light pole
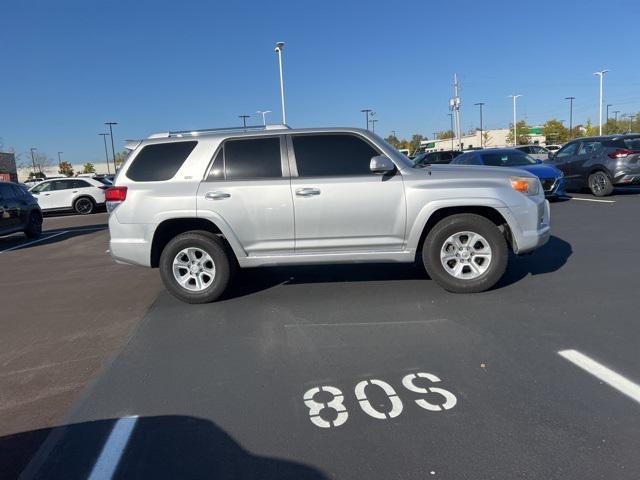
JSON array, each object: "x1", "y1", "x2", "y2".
[
  {"x1": 509, "y1": 95, "x2": 522, "y2": 146},
  {"x1": 360, "y1": 109, "x2": 372, "y2": 130},
  {"x1": 57, "y1": 151, "x2": 63, "y2": 169},
  {"x1": 105, "y1": 122, "x2": 118, "y2": 172},
  {"x1": 256, "y1": 110, "x2": 271, "y2": 126},
  {"x1": 448, "y1": 113, "x2": 454, "y2": 150},
  {"x1": 274, "y1": 42, "x2": 287, "y2": 125},
  {"x1": 565, "y1": 97, "x2": 575, "y2": 139},
  {"x1": 594, "y1": 70, "x2": 609, "y2": 136},
  {"x1": 370, "y1": 118, "x2": 378, "y2": 133},
  {"x1": 30, "y1": 148, "x2": 37, "y2": 177},
  {"x1": 239, "y1": 115, "x2": 250, "y2": 128},
  {"x1": 99, "y1": 133, "x2": 112, "y2": 175},
  {"x1": 613, "y1": 110, "x2": 620, "y2": 123},
  {"x1": 474, "y1": 102, "x2": 485, "y2": 147}
]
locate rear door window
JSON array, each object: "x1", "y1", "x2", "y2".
[
  {"x1": 292, "y1": 134, "x2": 380, "y2": 177},
  {"x1": 555, "y1": 142, "x2": 578, "y2": 159},
  {"x1": 578, "y1": 141, "x2": 602, "y2": 155},
  {"x1": 224, "y1": 137, "x2": 282, "y2": 179},
  {"x1": 127, "y1": 141, "x2": 198, "y2": 182}
]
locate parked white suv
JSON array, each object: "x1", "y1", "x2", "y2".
[
  {"x1": 29, "y1": 177, "x2": 108, "y2": 214},
  {"x1": 107, "y1": 125, "x2": 550, "y2": 303}
]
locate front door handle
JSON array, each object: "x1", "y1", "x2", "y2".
[
  {"x1": 205, "y1": 191, "x2": 231, "y2": 200},
  {"x1": 295, "y1": 188, "x2": 321, "y2": 197}
]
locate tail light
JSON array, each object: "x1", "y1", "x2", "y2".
[
  {"x1": 608, "y1": 148, "x2": 636, "y2": 159},
  {"x1": 105, "y1": 186, "x2": 127, "y2": 213}
]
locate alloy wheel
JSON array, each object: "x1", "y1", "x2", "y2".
[
  {"x1": 440, "y1": 231, "x2": 492, "y2": 280},
  {"x1": 172, "y1": 247, "x2": 216, "y2": 292}
]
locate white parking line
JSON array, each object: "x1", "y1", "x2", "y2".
[
  {"x1": 0, "y1": 231, "x2": 68, "y2": 253},
  {"x1": 570, "y1": 197, "x2": 616, "y2": 203},
  {"x1": 284, "y1": 319, "x2": 446, "y2": 328},
  {"x1": 559, "y1": 349, "x2": 640, "y2": 404},
  {"x1": 88, "y1": 415, "x2": 138, "y2": 480}
]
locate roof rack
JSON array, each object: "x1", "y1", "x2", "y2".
[{"x1": 148, "y1": 124, "x2": 291, "y2": 139}]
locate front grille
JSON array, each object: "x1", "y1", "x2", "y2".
[{"x1": 540, "y1": 178, "x2": 557, "y2": 192}]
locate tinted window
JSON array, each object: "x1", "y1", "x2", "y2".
[
  {"x1": 11, "y1": 185, "x2": 26, "y2": 197},
  {"x1": 94, "y1": 177, "x2": 113, "y2": 186},
  {"x1": 453, "y1": 153, "x2": 480, "y2": 165},
  {"x1": 51, "y1": 180, "x2": 73, "y2": 190},
  {"x1": 223, "y1": 137, "x2": 281, "y2": 179},
  {"x1": 0, "y1": 184, "x2": 16, "y2": 199},
  {"x1": 480, "y1": 152, "x2": 537, "y2": 166},
  {"x1": 31, "y1": 182, "x2": 52, "y2": 193},
  {"x1": 293, "y1": 134, "x2": 379, "y2": 177},
  {"x1": 555, "y1": 142, "x2": 578, "y2": 158},
  {"x1": 206, "y1": 148, "x2": 225, "y2": 181},
  {"x1": 68, "y1": 179, "x2": 91, "y2": 188},
  {"x1": 578, "y1": 141, "x2": 602, "y2": 155},
  {"x1": 517, "y1": 146, "x2": 530, "y2": 153},
  {"x1": 127, "y1": 141, "x2": 197, "y2": 182}
]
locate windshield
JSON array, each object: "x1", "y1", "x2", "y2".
[
  {"x1": 622, "y1": 137, "x2": 640, "y2": 151},
  {"x1": 481, "y1": 152, "x2": 537, "y2": 167}
]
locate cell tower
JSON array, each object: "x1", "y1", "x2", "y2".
[{"x1": 449, "y1": 74, "x2": 462, "y2": 150}]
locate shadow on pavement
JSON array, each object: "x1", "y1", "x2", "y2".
[
  {"x1": 0, "y1": 223, "x2": 108, "y2": 252},
  {"x1": 2, "y1": 415, "x2": 327, "y2": 480},
  {"x1": 222, "y1": 235, "x2": 571, "y2": 300},
  {"x1": 496, "y1": 235, "x2": 572, "y2": 288}
]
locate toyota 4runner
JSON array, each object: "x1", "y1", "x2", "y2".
[{"x1": 106, "y1": 125, "x2": 550, "y2": 303}]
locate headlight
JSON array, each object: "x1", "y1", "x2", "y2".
[{"x1": 510, "y1": 176, "x2": 540, "y2": 196}]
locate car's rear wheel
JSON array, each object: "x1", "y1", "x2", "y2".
[
  {"x1": 588, "y1": 171, "x2": 614, "y2": 197},
  {"x1": 24, "y1": 212, "x2": 43, "y2": 239},
  {"x1": 73, "y1": 197, "x2": 94, "y2": 215},
  {"x1": 422, "y1": 214, "x2": 508, "y2": 293},
  {"x1": 159, "y1": 231, "x2": 231, "y2": 304}
]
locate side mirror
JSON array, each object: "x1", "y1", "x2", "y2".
[{"x1": 370, "y1": 155, "x2": 395, "y2": 174}]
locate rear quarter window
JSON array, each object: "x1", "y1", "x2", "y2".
[{"x1": 126, "y1": 141, "x2": 198, "y2": 182}]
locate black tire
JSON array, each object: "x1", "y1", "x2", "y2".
[
  {"x1": 73, "y1": 196, "x2": 94, "y2": 215},
  {"x1": 159, "y1": 231, "x2": 232, "y2": 304},
  {"x1": 588, "y1": 171, "x2": 614, "y2": 197},
  {"x1": 24, "y1": 212, "x2": 43, "y2": 239},
  {"x1": 422, "y1": 214, "x2": 508, "y2": 293}
]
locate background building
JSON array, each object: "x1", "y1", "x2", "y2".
[
  {"x1": 0, "y1": 152, "x2": 18, "y2": 182},
  {"x1": 420, "y1": 127, "x2": 547, "y2": 152}
]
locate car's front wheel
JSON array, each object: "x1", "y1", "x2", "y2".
[
  {"x1": 159, "y1": 231, "x2": 232, "y2": 304},
  {"x1": 422, "y1": 214, "x2": 508, "y2": 293},
  {"x1": 588, "y1": 171, "x2": 614, "y2": 197}
]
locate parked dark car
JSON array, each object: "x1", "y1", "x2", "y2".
[
  {"x1": 0, "y1": 181, "x2": 43, "y2": 238},
  {"x1": 548, "y1": 134, "x2": 640, "y2": 196},
  {"x1": 450, "y1": 148, "x2": 566, "y2": 198},
  {"x1": 413, "y1": 150, "x2": 462, "y2": 166}
]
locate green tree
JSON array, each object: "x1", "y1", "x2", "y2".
[
  {"x1": 543, "y1": 119, "x2": 568, "y2": 144},
  {"x1": 59, "y1": 161, "x2": 74, "y2": 177},
  {"x1": 437, "y1": 130, "x2": 454, "y2": 140},
  {"x1": 409, "y1": 134, "x2": 424, "y2": 153},
  {"x1": 384, "y1": 135, "x2": 400, "y2": 148},
  {"x1": 82, "y1": 162, "x2": 96, "y2": 174},
  {"x1": 506, "y1": 120, "x2": 531, "y2": 145}
]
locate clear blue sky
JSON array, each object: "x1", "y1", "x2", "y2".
[{"x1": 1, "y1": 0, "x2": 639, "y2": 165}]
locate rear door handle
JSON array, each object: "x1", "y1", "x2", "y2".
[
  {"x1": 295, "y1": 188, "x2": 321, "y2": 197},
  {"x1": 205, "y1": 191, "x2": 231, "y2": 200}
]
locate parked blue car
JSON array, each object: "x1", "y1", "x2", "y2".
[{"x1": 450, "y1": 148, "x2": 566, "y2": 198}]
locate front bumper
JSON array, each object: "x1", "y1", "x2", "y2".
[
  {"x1": 499, "y1": 197, "x2": 551, "y2": 255},
  {"x1": 542, "y1": 178, "x2": 566, "y2": 198}
]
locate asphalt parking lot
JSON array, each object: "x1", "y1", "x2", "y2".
[{"x1": 2, "y1": 189, "x2": 640, "y2": 479}]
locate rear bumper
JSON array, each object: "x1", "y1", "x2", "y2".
[{"x1": 108, "y1": 214, "x2": 153, "y2": 267}]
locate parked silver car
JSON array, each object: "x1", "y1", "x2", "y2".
[
  {"x1": 106, "y1": 125, "x2": 550, "y2": 303},
  {"x1": 515, "y1": 145, "x2": 551, "y2": 161}
]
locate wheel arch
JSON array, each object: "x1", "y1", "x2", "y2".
[
  {"x1": 413, "y1": 205, "x2": 513, "y2": 261},
  {"x1": 150, "y1": 217, "x2": 241, "y2": 268}
]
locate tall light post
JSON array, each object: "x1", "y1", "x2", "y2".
[
  {"x1": 99, "y1": 133, "x2": 112, "y2": 175},
  {"x1": 57, "y1": 151, "x2": 63, "y2": 169},
  {"x1": 360, "y1": 109, "x2": 372, "y2": 130},
  {"x1": 629, "y1": 114, "x2": 636, "y2": 133},
  {"x1": 274, "y1": 42, "x2": 286, "y2": 125},
  {"x1": 447, "y1": 113, "x2": 454, "y2": 150},
  {"x1": 565, "y1": 96, "x2": 575, "y2": 139},
  {"x1": 391, "y1": 130, "x2": 396, "y2": 138},
  {"x1": 509, "y1": 95, "x2": 522, "y2": 146},
  {"x1": 30, "y1": 148, "x2": 37, "y2": 177},
  {"x1": 594, "y1": 69, "x2": 609, "y2": 136},
  {"x1": 370, "y1": 118, "x2": 378, "y2": 133},
  {"x1": 239, "y1": 115, "x2": 250, "y2": 128},
  {"x1": 105, "y1": 122, "x2": 118, "y2": 172},
  {"x1": 256, "y1": 110, "x2": 271, "y2": 126},
  {"x1": 613, "y1": 110, "x2": 620, "y2": 123},
  {"x1": 474, "y1": 102, "x2": 485, "y2": 147}
]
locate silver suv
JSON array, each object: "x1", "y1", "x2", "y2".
[{"x1": 107, "y1": 125, "x2": 550, "y2": 303}]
